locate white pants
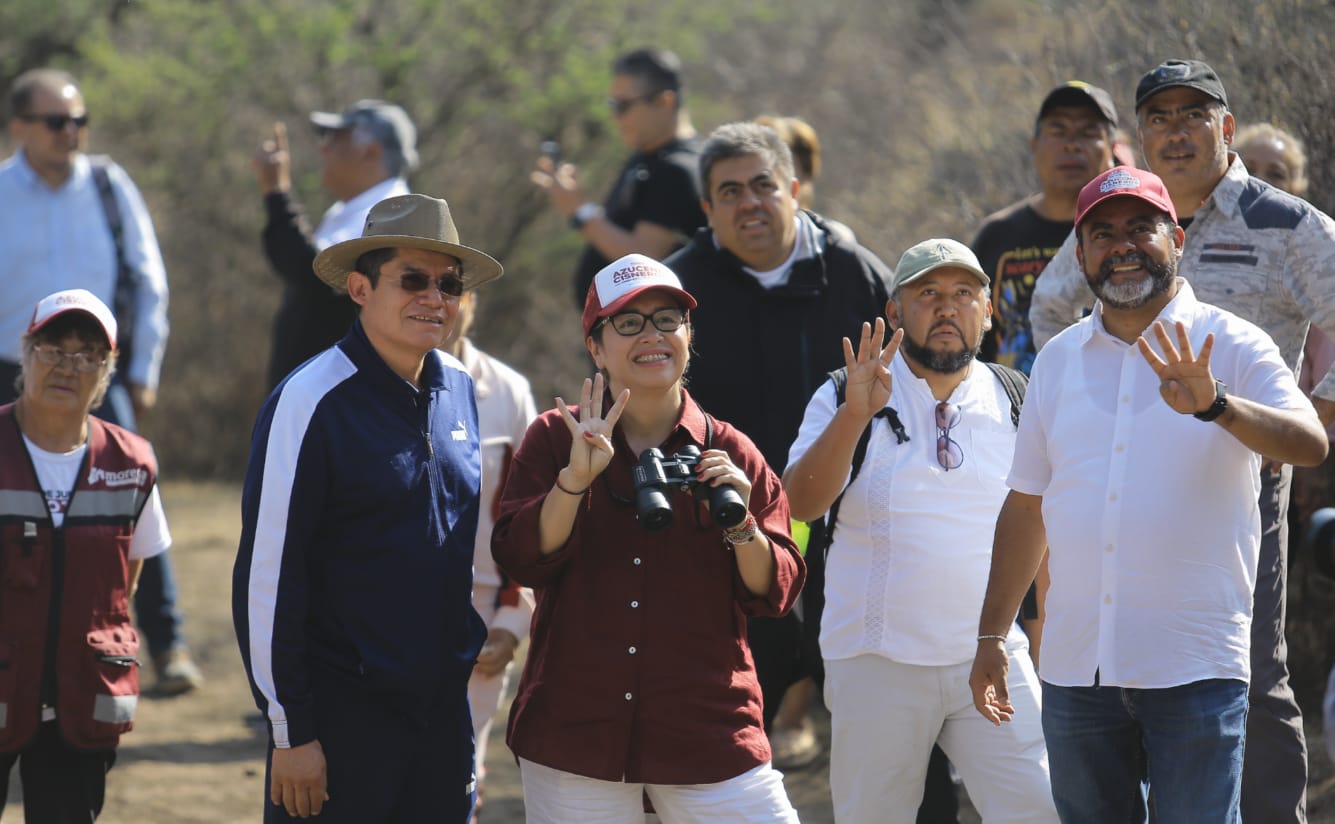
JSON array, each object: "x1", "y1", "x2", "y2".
[
  {"x1": 518, "y1": 758, "x2": 800, "y2": 823},
  {"x1": 467, "y1": 586, "x2": 515, "y2": 783},
  {"x1": 825, "y1": 634, "x2": 1058, "y2": 824}
]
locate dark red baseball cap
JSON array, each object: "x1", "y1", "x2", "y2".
[{"x1": 1075, "y1": 166, "x2": 1178, "y2": 231}]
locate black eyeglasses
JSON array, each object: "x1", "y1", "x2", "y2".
[
  {"x1": 31, "y1": 344, "x2": 107, "y2": 373},
  {"x1": 935, "y1": 401, "x2": 964, "y2": 471},
  {"x1": 606, "y1": 92, "x2": 660, "y2": 116},
  {"x1": 392, "y1": 271, "x2": 465, "y2": 297},
  {"x1": 19, "y1": 113, "x2": 90, "y2": 132},
  {"x1": 597, "y1": 308, "x2": 686, "y2": 337}
]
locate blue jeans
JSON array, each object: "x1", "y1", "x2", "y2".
[{"x1": 1041, "y1": 678, "x2": 1247, "y2": 824}]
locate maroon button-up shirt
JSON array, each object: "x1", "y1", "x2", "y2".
[{"x1": 492, "y1": 390, "x2": 805, "y2": 784}]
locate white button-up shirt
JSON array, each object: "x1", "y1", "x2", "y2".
[
  {"x1": 789, "y1": 353, "x2": 1019, "y2": 666},
  {"x1": 1010, "y1": 279, "x2": 1312, "y2": 688}
]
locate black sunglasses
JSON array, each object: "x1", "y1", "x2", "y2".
[
  {"x1": 392, "y1": 271, "x2": 465, "y2": 297},
  {"x1": 20, "y1": 113, "x2": 90, "y2": 132},
  {"x1": 605, "y1": 91, "x2": 661, "y2": 116}
]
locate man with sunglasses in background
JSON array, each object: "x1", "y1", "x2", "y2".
[
  {"x1": 235, "y1": 194, "x2": 502, "y2": 823},
  {"x1": 1029, "y1": 59, "x2": 1335, "y2": 823},
  {"x1": 784, "y1": 239, "x2": 1057, "y2": 823},
  {"x1": 0, "y1": 67, "x2": 205, "y2": 696},
  {"x1": 531, "y1": 47, "x2": 706, "y2": 307},
  {"x1": 253, "y1": 99, "x2": 416, "y2": 390}
]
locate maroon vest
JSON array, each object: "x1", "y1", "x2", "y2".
[{"x1": 0, "y1": 404, "x2": 156, "y2": 751}]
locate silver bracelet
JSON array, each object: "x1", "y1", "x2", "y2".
[{"x1": 976, "y1": 633, "x2": 1008, "y2": 643}]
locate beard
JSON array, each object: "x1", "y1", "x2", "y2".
[
  {"x1": 1088, "y1": 251, "x2": 1176, "y2": 310},
  {"x1": 900, "y1": 321, "x2": 982, "y2": 374}
]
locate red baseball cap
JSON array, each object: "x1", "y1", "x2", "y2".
[
  {"x1": 27, "y1": 289, "x2": 118, "y2": 349},
  {"x1": 1075, "y1": 166, "x2": 1178, "y2": 231},
  {"x1": 581, "y1": 254, "x2": 697, "y2": 337}
]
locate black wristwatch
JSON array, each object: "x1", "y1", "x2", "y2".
[{"x1": 1193, "y1": 379, "x2": 1228, "y2": 422}]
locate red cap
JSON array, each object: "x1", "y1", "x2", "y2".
[
  {"x1": 1075, "y1": 166, "x2": 1178, "y2": 231},
  {"x1": 581, "y1": 254, "x2": 697, "y2": 337},
  {"x1": 27, "y1": 289, "x2": 117, "y2": 349}
]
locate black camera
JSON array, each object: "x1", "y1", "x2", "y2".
[{"x1": 631, "y1": 445, "x2": 747, "y2": 532}]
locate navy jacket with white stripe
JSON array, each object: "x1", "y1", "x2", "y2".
[{"x1": 233, "y1": 319, "x2": 485, "y2": 749}]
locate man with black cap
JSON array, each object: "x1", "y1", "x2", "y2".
[
  {"x1": 234, "y1": 194, "x2": 502, "y2": 823},
  {"x1": 972, "y1": 80, "x2": 1117, "y2": 376},
  {"x1": 1030, "y1": 58, "x2": 1335, "y2": 823},
  {"x1": 253, "y1": 99, "x2": 418, "y2": 388},
  {"x1": 974, "y1": 165, "x2": 1326, "y2": 823}
]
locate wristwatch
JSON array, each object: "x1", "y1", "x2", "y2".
[
  {"x1": 1193, "y1": 378, "x2": 1228, "y2": 422},
  {"x1": 570, "y1": 202, "x2": 603, "y2": 230}
]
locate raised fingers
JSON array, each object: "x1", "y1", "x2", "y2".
[{"x1": 881, "y1": 327, "x2": 904, "y2": 365}]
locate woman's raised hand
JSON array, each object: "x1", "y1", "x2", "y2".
[{"x1": 555, "y1": 373, "x2": 630, "y2": 490}]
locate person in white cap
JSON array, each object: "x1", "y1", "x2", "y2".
[
  {"x1": 234, "y1": 194, "x2": 501, "y2": 823},
  {"x1": 0, "y1": 289, "x2": 171, "y2": 822},
  {"x1": 492, "y1": 253, "x2": 804, "y2": 822},
  {"x1": 253, "y1": 99, "x2": 417, "y2": 389},
  {"x1": 785, "y1": 239, "x2": 1056, "y2": 823}
]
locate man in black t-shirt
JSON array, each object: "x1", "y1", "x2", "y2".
[
  {"x1": 532, "y1": 48, "x2": 706, "y2": 307},
  {"x1": 972, "y1": 81, "x2": 1118, "y2": 375}
]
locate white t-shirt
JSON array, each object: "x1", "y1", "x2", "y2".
[
  {"x1": 788, "y1": 354, "x2": 1018, "y2": 666},
  {"x1": 1010, "y1": 280, "x2": 1312, "y2": 688},
  {"x1": 24, "y1": 435, "x2": 171, "y2": 560}
]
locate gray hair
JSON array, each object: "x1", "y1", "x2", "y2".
[{"x1": 698, "y1": 122, "x2": 796, "y2": 201}]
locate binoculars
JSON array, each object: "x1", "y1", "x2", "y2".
[{"x1": 630, "y1": 446, "x2": 747, "y2": 532}]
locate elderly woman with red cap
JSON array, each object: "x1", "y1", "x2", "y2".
[
  {"x1": 493, "y1": 254, "x2": 804, "y2": 822},
  {"x1": 0, "y1": 289, "x2": 170, "y2": 822}
]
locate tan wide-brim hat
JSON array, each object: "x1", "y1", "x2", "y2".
[{"x1": 313, "y1": 194, "x2": 504, "y2": 291}]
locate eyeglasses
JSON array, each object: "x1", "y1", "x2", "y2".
[
  {"x1": 19, "y1": 113, "x2": 90, "y2": 132},
  {"x1": 935, "y1": 401, "x2": 964, "y2": 471},
  {"x1": 606, "y1": 92, "x2": 660, "y2": 116},
  {"x1": 31, "y1": 344, "x2": 107, "y2": 373},
  {"x1": 391, "y1": 271, "x2": 465, "y2": 297},
  {"x1": 597, "y1": 308, "x2": 686, "y2": 337}
]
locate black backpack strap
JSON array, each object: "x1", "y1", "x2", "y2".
[
  {"x1": 982, "y1": 362, "x2": 1041, "y2": 620},
  {"x1": 983, "y1": 362, "x2": 1028, "y2": 428},
  {"x1": 88, "y1": 156, "x2": 135, "y2": 356}
]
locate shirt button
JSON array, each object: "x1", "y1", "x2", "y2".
[
  {"x1": 625, "y1": 692, "x2": 633, "y2": 701},
  {"x1": 1121, "y1": 395, "x2": 1130, "y2": 403},
  {"x1": 633, "y1": 557, "x2": 642, "y2": 565},
  {"x1": 628, "y1": 646, "x2": 637, "y2": 654},
  {"x1": 1115, "y1": 444, "x2": 1125, "y2": 453},
  {"x1": 631, "y1": 600, "x2": 639, "y2": 608},
  {"x1": 1109, "y1": 493, "x2": 1118, "y2": 502},
  {"x1": 1104, "y1": 544, "x2": 1114, "y2": 553},
  {"x1": 1104, "y1": 595, "x2": 1112, "y2": 604}
]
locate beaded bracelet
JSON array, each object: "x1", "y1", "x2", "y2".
[
  {"x1": 723, "y1": 513, "x2": 760, "y2": 546},
  {"x1": 976, "y1": 634, "x2": 1008, "y2": 643}
]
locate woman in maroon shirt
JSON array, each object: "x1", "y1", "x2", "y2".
[{"x1": 492, "y1": 253, "x2": 804, "y2": 821}]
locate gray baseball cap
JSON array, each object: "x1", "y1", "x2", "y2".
[
  {"x1": 891, "y1": 238, "x2": 989, "y2": 293},
  {"x1": 310, "y1": 99, "x2": 419, "y2": 171}
]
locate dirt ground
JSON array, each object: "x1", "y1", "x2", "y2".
[{"x1": 4, "y1": 480, "x2": 1332, "y2": 823}]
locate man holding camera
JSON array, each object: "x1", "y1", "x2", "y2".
[
  {"x1": 784, "y1": 239, "x2": 1057, "y2": 823},
  {"x1": 531, "y1": 47, "x2": 706, "y2": 307}
]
